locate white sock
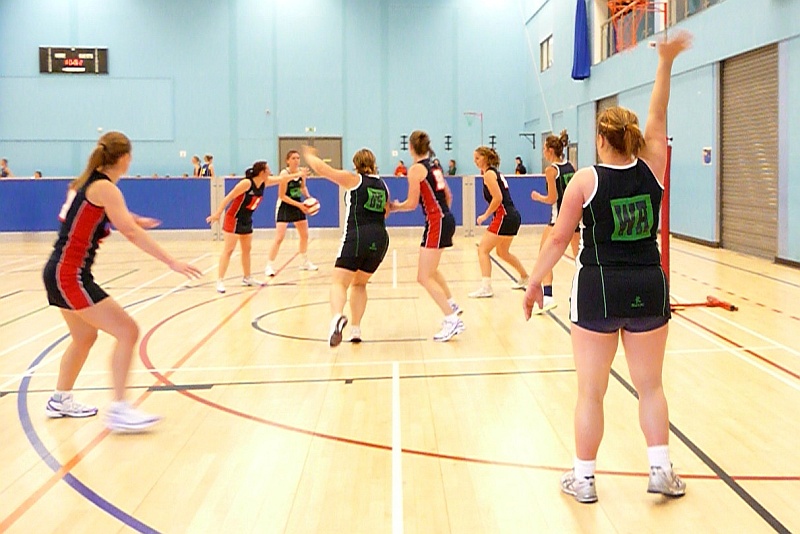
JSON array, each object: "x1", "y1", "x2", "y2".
[
  {"x1": 301, "y1": 254, "x2": 308, "y2": 262},
  {"x1": 647, "y1": 445, "x2": 671, "y2": 471},
  {"x1": 481, "y1": 277, "x2": 492, "y2": 289},
  {"x1": 574, "y1": 458, "x2": 596, "y2": 479},
  {"x1": 447, "y1": 297, "x2": 457, "y2": 307},
  {"x1": 53, "y1": 390, "x2": 69, "y2": 400}
]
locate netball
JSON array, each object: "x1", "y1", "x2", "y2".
[{"x1": 304, "y1": 197, "x2": 320, "y2": 216}]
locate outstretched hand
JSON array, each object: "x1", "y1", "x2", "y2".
[
  {"x1": 657, "y1": 30, "x2": 692, "y2": 61},
  {"x1": 136, "y1": 216, "x2": 161, "y2": 229},
  {"x1": 169, "y1": 260, "x2": 203, "y2": 280}
]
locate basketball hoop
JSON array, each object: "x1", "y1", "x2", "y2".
[{"x1": 607, "y1": 0, "x2": 667, "y2": 52}]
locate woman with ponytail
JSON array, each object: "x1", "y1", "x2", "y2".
[
  {"x1": 530, "y1": 129, "x2": 579, "y2": 313},
  {"x1": 469, "y1": 146, "x2": 528, "y2": 298},
  {"x1": 207, "y1": 161, "x2": 301, "y2": 292},
  {"x1": 523, "y1": 32, "x2": 692, "y2": 503},
  {"x1": 390, "y1": 130, "x2": 464, "y2": 342},
  {"x1": 43, "y1": 131, "x2": 202, "y2": 432}
]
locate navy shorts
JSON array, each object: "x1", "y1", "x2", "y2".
[
  {"x1": 421, "y1": 212, "x2": 455, "y2": 249},
  {"x1": 276, "y1": 203, "x2": 306, "y2": 223},
  {"x1": 43, "y1": 260, "x2": 109, "y2": 311},
  {"x1": 573, "y1": 315, "x2": 669, "y2": 334}
]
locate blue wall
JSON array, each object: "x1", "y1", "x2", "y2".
[
  {"x1": 522, "y1": 0, "x2": 800, "y2": 260},
  {"x1": 0, "y1": 0, "x2": 531, "y2": 181}
]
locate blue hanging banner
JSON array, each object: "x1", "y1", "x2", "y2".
[{"x1": 572, "y1": 0, "x2": 591, "y2": 80}]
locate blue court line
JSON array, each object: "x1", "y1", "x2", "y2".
[{"x1": 15, "y1": 298, "x2": 161, "y2": 534}]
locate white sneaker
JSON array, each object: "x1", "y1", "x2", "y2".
[
  {"x1": 216, "y1": 280, "x2": 226, "y2": 293},
  {"x1": 561, "y1": 470, "x2": 598, "y2": 503},
  {"x1": 532, "y1": 295, "x2": 557, "y2": 315},
  {"x1": 45, "y1": 393, "x2": 98, "y2": 418},
  {"x1": 299, "y1": 260, "x2": 318, "y2": 271},
  {"x1": 511, "y1": 277, "x2": 529, "y2": 290},
  {"x1": 468, "y1": 286, "x2": 493, "y2": 298},
  {"x1": 105, "y1": 401, "x2": 161, "y2": 433},
  {"x1": 264, "y1": 264, "x2": 276, "y2": 277},
  {"x1": 450, "y1": 302, "x2": 463, "y2": 316},
  {"x1": 350, "y1": 326, "x2": 362, "y2": 343},
  {"x1": 433, "y1": 317, "x2": 465, "y2": 342},
  {"x1": 242, "y1": 276, "x2": 263, "y2": 287},
  {"x1": 647, "y1": 466, "x2": 686, "y2": 497},
  {"x1": 329, "y1": 314, "x2": 348, "y2": 347}
]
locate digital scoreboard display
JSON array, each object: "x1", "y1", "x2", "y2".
[{"x1": 39, "y1": 47, "x2": 108, "y2": 74}]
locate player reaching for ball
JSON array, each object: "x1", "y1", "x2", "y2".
[
  {"x1": 207, "y1": 161, "x2": 305, "y2": 293},
  {"x1": 301, "y1": 145, "x2": 390, "y2": 346},
  {"x1": 265, "y1": 149, "x2": 318, "y2": 276}
]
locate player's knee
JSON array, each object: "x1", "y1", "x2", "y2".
[{"x1": 74, "y1": 329, "x2": 98, "y2": 349}]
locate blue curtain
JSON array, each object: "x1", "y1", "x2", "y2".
[{"x1": 572, "y1": 0, "x2": 591, "y2": 80}]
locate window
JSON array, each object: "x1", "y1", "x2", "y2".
[{"x1": 540, "y1": 35, "x2": 553, "y2": 72}]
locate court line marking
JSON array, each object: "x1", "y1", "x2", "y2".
[
  {"x1": 672, "y1": 245, "x2": 800, "y2": 289},
  {"x1": 392, "y1": 361, "x2": 403, "y2": 534},
  {"x1": 0, "y1": 253, "x2": 211, "y2": 388},
  {"x1": 0, "y1": 345, "x2": 785, "y2": 383},
  {"x1": 3, "y1": 254, "x2": 299, "y2": 532},
  {"x1": 0, "y1": 269, "x2": 139, "y2": 329},
  {"x1": 690, "y1": 297, "x2": 800, "y2": 359}
]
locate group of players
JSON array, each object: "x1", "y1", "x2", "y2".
[{"x1": 40, "y1": 31, "x2": 691, "y2": 507}]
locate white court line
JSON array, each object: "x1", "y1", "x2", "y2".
[
  {"x1": 392, "y1": 361, "x2": 403, "y2": 534},
  {"x1": 3, "y1": 344, "x2": 783, "y2": 381},
  {"x1": 677, "y1": 294, "x2": 800, "y2": 359},
  {"x1": 0, "y1": 257, "x2": 29, "y2": 272},
  {"x1": 0, "y1": 254, "x2": 213, "y2": 390},
  {"x1": 4, "y1": 258, "x2": 51, "y2": 274},
  {"x1": 672, "y1": 313, "x2": 800, "y2": 392}
]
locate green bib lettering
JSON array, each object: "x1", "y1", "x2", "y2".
[
  {"x1": 364, "y1": 187, "x2": 387, "y2": 213},
  {"x1": 610, "y1": 194, "x2": 654, "y2": 241}
]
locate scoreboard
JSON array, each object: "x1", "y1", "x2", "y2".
[{"x1": 39, "y1": 47, "x2": 109, "y2": 74}]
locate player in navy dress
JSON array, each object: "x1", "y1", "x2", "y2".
[
  {"x1": 265, "y1": 150, "x2": 318, "y2": 276},
  {"x1": 42, "y1": 131, "x2": 201, "y2": 432},
  {"x1": 469, "y1": 147, "x2": 528, "y2": 298},
  {"x1": 524, "y1": 32, "x2": 692, "y2": 504},
  {"x1": 302, "y1": 145, "x2": 390, "y2": 346},
  {"x1": 390, "y1": 130, "x2": 464, "y2": 342},
  {"x1": 200, "y1": 154, "x2": 215, "y2": 177},
  {"x1": 530, "y1": 129, "x2": 579, "y2": 314},
  {"x1": 206, "y1": 161, "x2": 305, "y2": 293}
]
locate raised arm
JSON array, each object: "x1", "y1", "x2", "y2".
[
  {"x1": 301, "y1": 146, "x2": 359, "y2": 189},
  {"x1": 640, "y1": 30, "x2": 693, "y2": 183}
]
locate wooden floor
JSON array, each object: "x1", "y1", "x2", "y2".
[{"x1": 1, "y1": 228, "x2": 798, "y2": 533}]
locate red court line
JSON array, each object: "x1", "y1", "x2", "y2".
[
  {"x1": 674, "y1": 310, "x2": 800, "y2": 381},
  {"x1": 138, "y1": 278, "x2": 800, "y2": 483},
  {"x1": 3, "y1": 254, "x2": 297, "y2": 531}
]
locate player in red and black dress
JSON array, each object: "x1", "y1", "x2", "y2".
[
  {"x1": 207, "y1": 161, "x2": 300, "y2": 293},
  {"x1": 390, "y1": 130, "x2": 464, "y2": 342},
  {"x1": 42, "y1": 131, "x2": 201, "y2": 432},
  {"x1": 530, "y1": 129, "x2": 579, "y2": 313},
  {"x1": 469, "y1": 147, "x2": 529, "y2": 298},
  {"x1": 302, "y1": 145, "x2": 390, "y2": 346}
]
